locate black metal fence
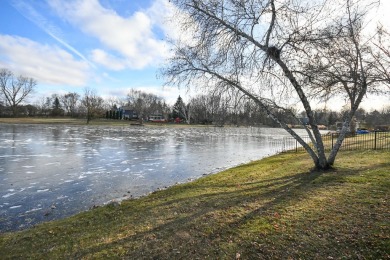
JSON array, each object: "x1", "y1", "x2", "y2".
[{"x1": 273, "y1": 131, "x2": 390, "y2": 153}]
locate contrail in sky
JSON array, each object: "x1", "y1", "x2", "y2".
[{"x1": 10, "y1": 0, "x2": 96, "y2": 69}]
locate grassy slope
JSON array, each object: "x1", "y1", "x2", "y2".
[{"x1": 0, "y1": 150, "x2": 389, "y2": 259}]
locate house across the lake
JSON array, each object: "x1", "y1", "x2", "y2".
[
  {"x1": 148, "y1": 114, "x2": 166, "y2": 122},
  {"x1": 120, "y1": 107, "x2": 138, "y2": 120}
]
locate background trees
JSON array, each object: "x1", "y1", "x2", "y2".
[
  {"x1": 50, "y1": 95, "x2": 64, "y2": 116},
  {"x1": 172, "y1": 95, "x2": 191, "y2": 123},
  {"x1": 0, "y1": 68, "x2": 36, "y2": 116},
  {"x1": 61, "y1": 92, "x2": 80, "y2": 117},
  {"x1": 163, "y1": 0, "x2": 390, "y2": 169},
  {"x1": 126, "y1": 89, "x2": 168, "y2": 120},
  {"x1": 82, "y1": 88, "x2": 105, "y2": 124}
]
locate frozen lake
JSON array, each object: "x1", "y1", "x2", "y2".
[{"x1": 0, "y1": 124, "x2": 303, "y2": 232}]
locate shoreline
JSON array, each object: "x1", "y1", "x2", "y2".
[
  {"x1": 0, "y1": 117, "x2": 270, "y2": 128},
  {"x1": 0, "y1": 147, "x2": 277, "y2": 233},
  {"x1": 0, "y1": 123, "x2": 284, "y2": 233},
  {"x1": 1, "y1": 150, "x2": 389, "y2": 258}
]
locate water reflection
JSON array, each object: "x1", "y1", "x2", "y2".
[{"x1": 0, "y1": 124, "x2": 303, "y2": 231}]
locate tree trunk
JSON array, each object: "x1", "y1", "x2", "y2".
[{"x1": 276, "y1": 57, "x2": 330, "y2": 170}]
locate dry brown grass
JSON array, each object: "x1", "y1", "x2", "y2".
[{"x1": 1, "y1": 150, "x2": 389, "y2": 259}]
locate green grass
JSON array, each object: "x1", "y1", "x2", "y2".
[{"x1": 0, "y1": 150, "x2": 389, "y2": 259}]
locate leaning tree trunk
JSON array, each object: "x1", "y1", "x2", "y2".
[
  {"x1": 276, "y1": 57, "x2": 330, "y2": 170},
  {"x1": 327, "y1": 83, "x2": 367, "y2": 165}
]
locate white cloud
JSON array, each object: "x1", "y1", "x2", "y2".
[
  {"x1": 91, "y1": 49, "x2": 126, "y2": 70},
  {"x1": 10, "y1": 0, "x2": 94, "y2": 67},
  {"x1": 0, "y1": 35, "x2": 90, "y2": 86},
  {"x1": 147, "y1": 0, "x2": 197, "y2": 46},
  {"x1": 146, "y1": 0, "x2": 178, "y2": 38},
  {"x1": 48, "y1": 0, "x2": 171, "y2": 70}
]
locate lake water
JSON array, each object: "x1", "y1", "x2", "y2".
[{"x1": 0, "y1": 124, "x2": 305, "y2": 232}]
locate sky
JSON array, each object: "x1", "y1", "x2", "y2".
[
  {"x1": 0, "y1": 0, "x2": 187, "y2": 105},
  {"x1": 0, "y1": 0, "x2": 389, "y2": 110}
]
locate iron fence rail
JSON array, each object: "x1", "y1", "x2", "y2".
[{"x1": 271, "y1": 131, "x2": 390, "y2": 153}]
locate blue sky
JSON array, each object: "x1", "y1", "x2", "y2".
[
  {"x1": 0, "y1": 0, "x2": 389, "y2": 110},
  {"x1": 0, "y1": 0, "x2": 186, "y2": 105}
]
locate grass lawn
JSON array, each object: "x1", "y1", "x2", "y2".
[{"x1": 0, "y1": 149, "x2": 389, "y2": 259}]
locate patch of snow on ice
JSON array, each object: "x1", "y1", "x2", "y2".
[
  {"x1": 37, "y1": 189, "x2": 49, "y2": 192},
  {"x1": 25, "y1": 207, "x2": 42, "y2": 213},
  {"x1": 2, "y1": 193, "x2": 16, "y2": 198}
]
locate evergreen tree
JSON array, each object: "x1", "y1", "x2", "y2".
[
  {"x1": 51, "y1": 96, "x2": 63, "y2": 116},
  {"x1": 172, "y1": 95, "x2": 185, "y2": 119}
]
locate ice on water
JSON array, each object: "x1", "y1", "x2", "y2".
[
  {"x1": 0, "y1": 124, "x2": 302, "y2": 232},
  {"x1": 2, "y1": 193, "x2": 16, "y2": 198}
]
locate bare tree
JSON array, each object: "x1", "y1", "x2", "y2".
[
  {"x1": 163, "y1": 0, "x2": 390, "y2": 170},
  {"x1": 189, "y1": 94, "x2": 210, "y2": 124},
  {"x1": 34, "y1": 96, "x2": 49, "y2": 116},
  {"x1": 61, "y1": 92, "x2": 80, "y2": 117},
  {"x1": 207, "y1": 91, "x2": 230, "y2": 126},
  {"x1": 126, "y1": 89, "x2": 165, "y2": 119},
  {"x1": 82, "y1": 88, "x2": 104, "y2": 124},
  {"x1": 373, "y1": 26, "x2": 390, "y2": 83},
  {"x1": 301, "y1": 0, "x2": 390, "y2": 164},
  {"x1": 0, "y1": 68, "x2": 36, "y2": 116},
  {"x1": 178, "y1": 101, "x2": 191, "y2": 124}
]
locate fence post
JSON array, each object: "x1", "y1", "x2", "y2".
[
  {"x1": 331, "y1": 133, "x2": 334, "y2": 149},
  {"x1": 374, "y1": 131, "x2": 377, "y2": 150}
]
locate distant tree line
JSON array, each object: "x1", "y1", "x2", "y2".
[
  {"x1": 0, "y1": 68, "x2": 388, "y2": 128},
  {"x1": 183, "y1": 91, "x2": 390, "y2": 130}
]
